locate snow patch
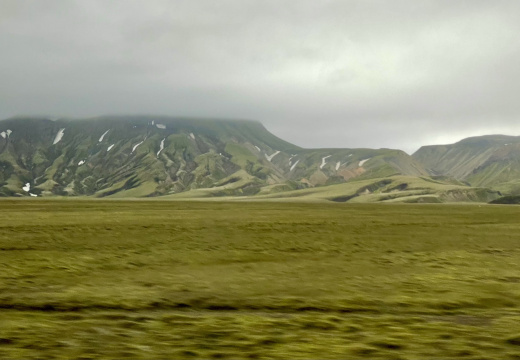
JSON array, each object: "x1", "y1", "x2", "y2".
[
  {"x1": 157, "y1": 138, "x2": 165, "y2": 157},
  {"x1": 152, "y1": 120, "x2": 155, "y2": 125},
  {"x1": 348, "y1": 154, "x2": 352, "y2": 157},
  {"x1": 190, "y1": 133, "x2": 195, "y2": 139},
  {"x1": 265, "y1": 150, "x2": 280, "y2": 162},
  {"x1": 22, "y1": 183, "x2": 30, "y2": 192},
  {"x1": 254, "y1": 146, "x2": 261, "y2": 152},
  {"x1": 132, "y1": 140, "x2": 144, "y2": 153},
  {"x1": 320, "y1": 155, "x2": 332, "y2": 169},
  {"x1": 30, "y1": 193, "x2": 38, "y2": 197},
  {"x1": 53, "y1": 128, "x2": 65, "y2": 145},
  {"x1": 107, "y1": 144, "x2": 115, "y2": 152},
  {"x1": 98, "y1": 130, "x2": 109, "y2": 142},
  {"x1": 156, "y1": 124, "x2": 166, "y2": 129},
  {"x1": 359, "y1": 158, "x2": 370, "y2": 167},
  {"x1": 290, "y1": 160, "x2": 300, "y2": 171},
  {"x1": 336, "y1": 161, "x2": 340, "y2": 170},
  {"x1": 78, "y1": 160, "x2": 85, "y2": 166},
  {"x1": 0, "y1": 132, "x2": 5, "y2": 139},
  {"x1": 6, "y1": 129, "x2": 12, "y2": 137}
]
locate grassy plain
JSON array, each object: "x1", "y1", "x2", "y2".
[{"x1": 2, "y1": 200, "x2": 520, "y2": 359}]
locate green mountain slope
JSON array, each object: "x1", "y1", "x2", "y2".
[
  {"x1": 0, "y1": 116, "x2": 430, "y2": 198},
  {"x1": 413, "y1": 135, "x2": 520, "y2": 192},
  {"x1": 165, "y1": 175, "x2": 500, "y2": 204}
]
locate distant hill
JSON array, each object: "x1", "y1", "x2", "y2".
[
  {"x1": 413, "y1": 135, "x2": 520, "y2": 194},
  {"x1": 166, "y1": 175, "x2": 500, "y2": 204},
  {"x1": 489, "y1": 195, "x2": 520, "y2": 205},
  {"x1": 0, "y1": 116, "x2": 429, "y2": 199}
]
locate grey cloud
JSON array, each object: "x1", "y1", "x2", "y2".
[{"x1": 1, "y1": 0, "x2": 520, "y2": 153}]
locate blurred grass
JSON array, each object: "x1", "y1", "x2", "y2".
[{"x1": 2, "y1": 200, "x2": 520, "y2": 358}]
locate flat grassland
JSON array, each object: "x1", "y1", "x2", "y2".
[{"x1": 2, "y1": 200, "x2": 520, "y2": 359}]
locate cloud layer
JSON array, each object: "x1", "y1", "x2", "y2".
[{"x1": 1, "y1": 0, "x2": 519, "y2": 153}]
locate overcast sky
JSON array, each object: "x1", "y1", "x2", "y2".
[{"x1": 1, "y1": 1, "x2": 519, "y2": 153}]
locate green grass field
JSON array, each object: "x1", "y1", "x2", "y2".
[{"x1": 2, "y1": 200, "x2": 520, "y2": 359}]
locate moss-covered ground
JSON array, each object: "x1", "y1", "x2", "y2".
[{"x1": 2, "y1": 200, "x2": 520, "y2": 358}]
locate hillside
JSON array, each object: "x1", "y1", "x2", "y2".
[
  {"x1": 0, "y1": 116, "x2": 428, "y2": 199},
  {"x1": 164, "y1": 175, "x2": 500, "y2": 204},
  {"x1": 413, "y1": 135, "x2": 520, "y2": 193}
]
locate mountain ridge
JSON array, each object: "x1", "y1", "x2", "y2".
[
  {"x1": 0, "y1": 115, "x2": 513, "y2": 202},
  {"x1": 0, "y1": 116, "x2": 428, "y2": 198},
  {"x1": 413, "y1": 134, "x2": 520, "y2": 193}
]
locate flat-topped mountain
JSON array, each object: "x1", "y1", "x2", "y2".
[{"x1": 0, "y1": 116, "x2": 428, "y2": 198}]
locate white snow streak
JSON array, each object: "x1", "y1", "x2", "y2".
[
  {"x1": 320, "y1": 155, "x2": 332, "y2": 169},
  {"x1": 336, "y1": 161, "x2": 340, "y2": 170},
  {"x1": 190, "y1": 133, "x2": 195, "y2": 139},
  {"x1": 290, "y1": 160, "x2": 300, "y2": 171},
  {"x1": 22, "y1": 183, "x2": 30, "y2": 192},
  {"x1": 53, "y1": 128, "x2": 65, "y2": 145},
  {"x1": 98, "y1": 130, "x2": 109, "y2": 142},
  {"x1": 29, "y1": 193, "x2": 38, "y2": 197},
  {"x1": 0, "y1": 132, "x2": 5, "y2": 139},
  {"x1": 157, "y1": 138, "x2": 165, "y2": 157},
  {"x1": 107, "y1": 144, "x2": 115, "y2": 152},
  {"x1": 359, "y1": 158, "x2": 370, "y2": 167},
  {"x1": 132, "y1": 140, "x2": 144, "y2": 153},
  {"x1": 254, "y1": 146, "x2": 261, "y2": 152},
  {"x1": 265, "y1": 150, "x2": 280, "y2": 162},
  {"x1": 78, "y1": 160, "x2": 85, "y2": 166},
  {"x1": 156, "y1": 124, "x2": 166, "y2": 129},
  {"x1": 6, "y1": 129, "x2": 12, "y2": 137}
]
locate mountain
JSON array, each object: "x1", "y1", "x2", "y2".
[
  {"x1": 413, "y1": 135, "x2": 520, "y2": 194},
  {"x1": 0, "y1": 116, "x2": 429, "y2": 199}
]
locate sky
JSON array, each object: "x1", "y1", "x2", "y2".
[{"x1": 1, "y1": 1, "x2": 519, "y2": 153}]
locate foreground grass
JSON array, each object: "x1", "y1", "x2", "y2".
[{"x1": 2, "y1": 200, "x2": 520, "y2": 358}]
